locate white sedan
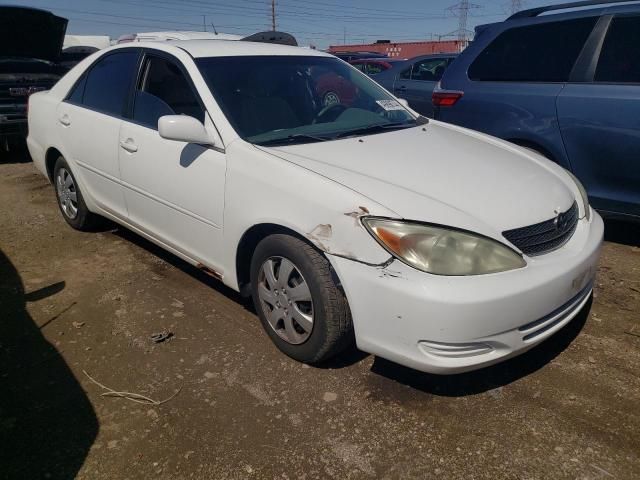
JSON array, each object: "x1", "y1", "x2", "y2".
[{"x1": 27, "y1": 38, "x2": 603, "y2": 374}]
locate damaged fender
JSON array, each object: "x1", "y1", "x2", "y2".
[{"x1": 220, "y1": 141, "x2": 396, "y2": 290}]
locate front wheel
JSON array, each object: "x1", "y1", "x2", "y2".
[{"x1": 250, "y1": 234, "x2": 353, "y2": 364}]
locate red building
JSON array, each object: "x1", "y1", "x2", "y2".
[{"x1": 328, "y1": 40, "x2": 465, "y2": 58}]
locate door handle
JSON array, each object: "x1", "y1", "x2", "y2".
[
  {"x1": 119, "y1": 139, "x2": 138, "y2": 153},
  {"x1": 396, "y1": 85, "x2": 407, "y2": 91},
  {"x1": 58, "y1": 114, "x2": 71, "y2": 126}
]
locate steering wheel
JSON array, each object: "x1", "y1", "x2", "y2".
[{"x1": 313, "y1": 103, "x2": 347, "y2": 124}]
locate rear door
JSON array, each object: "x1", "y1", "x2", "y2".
[
  {"x1": 56, "y1": 49, "x2": 140, "y2": 217},
  {"x1": 437, "y1": 17, "x2": 598, "y2": 168},
  {"x1": 393, "y1": 57, "x2": 450, "y2": 117},
  {"x1": 118, "y1": 51, "x2": 226, "y2": 266},
  {"x1": 557, "y1": 14, "x2": 640, "y2": 216}
]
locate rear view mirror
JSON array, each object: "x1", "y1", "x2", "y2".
[{"x1": 158, "y1": 115, "x2": 214, "y2": 145}]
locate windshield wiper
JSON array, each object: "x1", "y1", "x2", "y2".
[
  {"x1": 334, "y1": 121, "x2": 418, "y2": 139},
  {"x1": 255, "y1": 133, "x2": 332, "y2": 147}
]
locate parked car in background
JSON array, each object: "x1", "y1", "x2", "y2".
[
  {"x1": 435, "y1": 0, "x2": 640, "y2": 219},
  {"x1": 374, "y1": 54, "x2": 457, "y2": 117},
  {"x1": 117, "y1": 31, "x2": 242, "y2": 43},
  {"x1": 349, "y1": 58, "x2": 406, "y2": 76},
  {"x1": 59, "y1": 46, "x2": 99, "y2": 71},
  {"x1": 330, "y1": 51, "x2": 388, "y2": 62},
  {"x1": 64, "y1": 35, "x2": 111, "y2": 50},
  {"x1": 0, "y1": 6, "x2": 68, "y2": 150},
  {"x1": 27, "y1": 36, "x2": 603, "y2": 374}
]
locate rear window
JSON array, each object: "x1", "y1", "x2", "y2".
[
  {"x1": 81, "y1": 51, "x2": 139, "y2": 116},
  {"x1": 594, "y1": 15, "x2": 640, "y2": 83},
  {"x1": 469, "y1": 17, "x2": 597, "y2": 82}
]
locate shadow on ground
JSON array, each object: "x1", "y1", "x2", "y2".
[
  {"x1": 369, "y1": 297, "x2": 591, "y2": 397},
  {"x1": 604, "y1": 218, "x2": 640, "y2": 247},
  {"x1": 0, "y1": 250, "x2": 98, "y2": 479}
]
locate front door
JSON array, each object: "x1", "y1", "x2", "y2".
[{"x1": 118, "y1": 53, "x2": 226, "y2": 267}]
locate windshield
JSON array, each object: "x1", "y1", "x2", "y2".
[{"x1": 196, "y1": 55, "x2": 417, "y2": 146}]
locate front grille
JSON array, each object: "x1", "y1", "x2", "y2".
[{"x1": 502, "y1": 202, "x2": 578, "y2": 256}]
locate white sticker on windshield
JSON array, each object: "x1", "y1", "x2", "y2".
[{"x1": 376, "y1": 99, "x2": 405, "y2": 111}]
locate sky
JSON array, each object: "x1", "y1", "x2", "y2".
[{"x1": 10, "y1": 0, "x2": 551, "y2": 48}]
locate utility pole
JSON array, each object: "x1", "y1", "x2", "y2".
[
  {"x1": 271, "y1": 0, "x2": 276, "y2": 31},
  {"x1": 343, "y1": 27, "x2": 346, "y2": 45},
  {"x1": 202, "y1": 15, "x2": 206, "y2": 32}
]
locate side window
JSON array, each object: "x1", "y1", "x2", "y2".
[
  {"x1": 352, "y1": 63, "x2": 366, "y2": 72},
  {"x1": 66, "y1": 74, "x2": 87, "y2": 104},
  {"x1": 410, "y1": 58, "x2": 449, "y2": 81},
  {"x1": 594, "y1": 16, "x2": 640, "y2": 83},
  {"x1": 399, "y1": 66, "x2": 412, "y2": 80},
  {"x1": 469, "y1": 17, "x2": 597, "y2": 82},
  {"x1": 367, "y1": 63, "x2": 385, "y2": 75},
  {"x1": 133, "y1": 56, "x2": 204, "y2": 129},
  {"x1": 82, "y1": 51, "x2": 139, "y2": 116}
]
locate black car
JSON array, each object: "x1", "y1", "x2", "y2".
[{"x1": 0, "y1": 6, "x2": 68, "y2": 150}]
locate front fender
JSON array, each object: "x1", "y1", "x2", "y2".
[{"x1": 220, "y1": 141, "x2": 396, "y2": 290}]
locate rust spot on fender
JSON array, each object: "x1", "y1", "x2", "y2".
[{"x1": 197, "y1": 263, "x2": 223, "y2": 281}]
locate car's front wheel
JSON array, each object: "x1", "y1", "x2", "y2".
[
  {"x1": 53, "y1": 156, "x2": 100, "y2": 231},
  {"x1": 250, "y1": 234, "x2": 353, "y2": 364}
]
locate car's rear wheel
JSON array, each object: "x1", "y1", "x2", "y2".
[
  {"x1": 250, "y1": 234, "x2": 353, "y2": 364},
  {"x1": 53, "y1": 156, "x2": 100, "y2": 231}
]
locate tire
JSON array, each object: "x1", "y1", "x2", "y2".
[
  {"x1": 53, "y1": 156, "x2": 100, "y2": 231},
  {"x1": 250, "y1": 234, "x2": 353, "y2": 364}
]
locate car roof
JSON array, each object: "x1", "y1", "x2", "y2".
[
  {"x1": 476, "y1": 0, "x2": 640, "y2": 32},
  {"x1": 150, "y1": 39, "x2": 333, "y2": 58}
]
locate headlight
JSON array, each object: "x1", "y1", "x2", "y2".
[
  {"x1": 566, "y1": 170, "x2": 590, "y2": 221},
  {"x1": 362, "y1": 218, "x2": 526, "y2": 276}
]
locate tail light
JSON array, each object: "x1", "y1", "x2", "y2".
[{"x1": 432, "y1": 81, "x2": 463, "y2": 107}]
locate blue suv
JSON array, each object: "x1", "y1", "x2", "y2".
[{"x1": 435, "y1": 0, "x2": 640, "y2": 219}]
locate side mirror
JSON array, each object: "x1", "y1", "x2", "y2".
[
  {"x1": 158, "y1": 115, "x2": 214, "y2": 145},
  {"x1": 397, "y1": 98, "x2": 409, "y2": 108}
]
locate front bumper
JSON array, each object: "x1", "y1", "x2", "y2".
[{"x1": 328, "y1": 210, "x2": 604, "y2": 374}]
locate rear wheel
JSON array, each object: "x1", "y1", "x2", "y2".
[
  {"x1": 53, "y1": 156, "x2": 100, "y2": 231},
  {"x1": 250, "y1": 234, "x2": 353, "y2": 364}
]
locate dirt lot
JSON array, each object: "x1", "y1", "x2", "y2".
[{"x1": 1, "y1": 149, "x2": 639, "y2": 480}]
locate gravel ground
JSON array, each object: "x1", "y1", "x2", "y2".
[{"x1": 1, "y1": 150, "x2": 639, "y2": 480}]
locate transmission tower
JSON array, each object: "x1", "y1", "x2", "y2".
[{"x1": 445, "y1": 0, "x2": 481, "y2": 46}]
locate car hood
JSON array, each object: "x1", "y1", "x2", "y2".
[
  {"x1": 262, "y1": 121, "x2": 576, "y2": 238},
  {"x1": 0, "y1": 7, "x2": 68, "y2": 62}
]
